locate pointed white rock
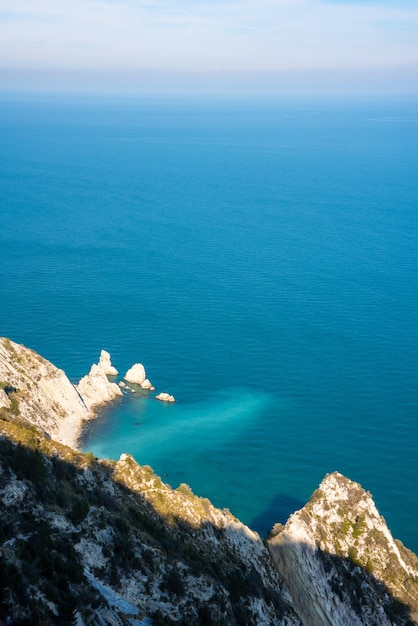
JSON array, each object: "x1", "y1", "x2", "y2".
[
  {"x1": 98, "y1": 350, "x2": 118, "y2": 376},
  {"x1": 140, "y1": 378, "x2": 155, "y2": 391}
]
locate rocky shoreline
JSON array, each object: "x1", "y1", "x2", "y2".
[
  {"x1": 0, "y1": 338, "x2": 174, "y2": 449},
  {"x1": 1, "y1": 336, "x2": 418, "y2": 624}
]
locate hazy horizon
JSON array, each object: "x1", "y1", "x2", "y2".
[{"x1": 1, "y1": 0, "x2": 418, "y2": 97}]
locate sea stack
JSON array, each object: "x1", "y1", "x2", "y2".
[
  {"x1": 98, "y1": 349, "x2": 118, "y2": 376},
  {"x1": 124, "y1": 363, "x2": 146, "y2": 384},
  {"x1": 0, "y1": 338, "x2": 121, "y2": 448},
  {"x1": 124, "y1": 363, "x2": 155, "y2": 390}
]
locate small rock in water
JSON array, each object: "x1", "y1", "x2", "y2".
[
  {"x1": 155, "y1": 392, "x2": 175, "y2": 403},
  {"x1": 141, "y1": 379, "x2": 155, "y2": 391}
]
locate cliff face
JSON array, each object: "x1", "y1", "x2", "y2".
[
  {"x1": 1, "y1": 338, "x2": 418, "y2": 625},
  {"x1": 268, "y1": 472, "x2": 418, "y2": 626},
  {"x1": 76, "y1": 363, "x2": 122, "y2": 412},
  {"x1": 0, "y1": 414, "x2": 298, "y2": 625},
  {"x1": 0, "y1": 337, "x2": 121, "y2": 448}
]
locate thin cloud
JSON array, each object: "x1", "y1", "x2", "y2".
[{"x1": 0, "y1": 0, "x2": 417, "y2": 92}]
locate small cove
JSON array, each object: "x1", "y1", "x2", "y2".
[{"x1": 1, "y1": 94, "x2": 417, "y2": 550}]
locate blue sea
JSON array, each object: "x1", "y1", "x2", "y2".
[{"x1": 1, "y1": 93, "x2": 417, "y2": 552}]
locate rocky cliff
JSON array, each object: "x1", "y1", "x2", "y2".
[
  {"x1": 268, "y1": 472, "x2": 418, "y2": 625},
  {"x1": 0, "y1": 338, "x2": 417, "y2": 625},
  {"x1": 0, "y1": 337, "x2": 121, "y2": 448},
  {"x1": 0, "y1": 413, "x2": 297, "y2": 625}
]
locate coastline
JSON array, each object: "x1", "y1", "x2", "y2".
[
  {"x1": 0, "y1": 338, "x2": 122, "y2": 449},
  {"x1": 0, "y1": 338, "x2": 175, "y2": 452},
  {"x1": 1, "y1": 363, "x2": 418, "y2": 624}
]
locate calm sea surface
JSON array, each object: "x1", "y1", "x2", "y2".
[{"x1": 1, "y1": 93, "x2": 417, "y2": 551}]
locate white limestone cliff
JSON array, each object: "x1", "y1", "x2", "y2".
[
  {"x1": 0, "y1": 387, "x2": 10, "y2": 410},
  {"x1": 111, "y1": 453, "x2": 291, "y2": 623},
  {"x1": 1, "y1": 338, "x2": 418, "y2": 624},
  {"x1": 268, "y1": 472, "x2": 418, "y2": 625},
  {"x1": 76, "y1": 363, "x2": 122, "y2": 412},
  {"x1": 0, "y1": 338, "x2": 121, "y2": 448}
]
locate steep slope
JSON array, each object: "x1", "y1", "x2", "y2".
[
  {"x1": 0, "y1": 413, "x2": 298, "y2": 625},
  {"x1": 0, "y1": 337, "x2": 121, "y2": 447},
  {"x1": 1, "y1": 337, "x2": 417, "y2": 625},
  {"x1": 268, "y1": 472, "x2": 418, "y2": 625}
]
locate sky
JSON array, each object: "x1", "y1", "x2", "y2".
[{"x1": 1, "y1": 0, "x2": 418, "y2": 95}]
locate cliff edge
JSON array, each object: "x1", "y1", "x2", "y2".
[
  {"x1": 268, "y1": 472, "x2": 418, "y2": 625},
  {"x1": 1, "y1": 337, "x2": 417, "y2": 625},
  {"x1": 0, "y1": 337, "x2": 121, "y2": 448}
]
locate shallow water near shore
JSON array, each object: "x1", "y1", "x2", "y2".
[{"x1": 1, "y1": 93, "x2": 417, "y2": 549}]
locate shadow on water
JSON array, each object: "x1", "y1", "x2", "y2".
[{"x1": 250, "y1": 492, "x2": 306, "y2": 538}]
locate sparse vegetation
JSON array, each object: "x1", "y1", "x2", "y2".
[
  {"x1": 0, "y1": 412, "x2": 293, "y2": 624},
  {"x1": 353, "y1": 514, "x2": 367, "y2": 538},
  {"x1": 0, "y1": 342, "x2": 417, "y2": 625},
  {"x1": 9, "y1": 395, "x2": 20, "y2": 415}
]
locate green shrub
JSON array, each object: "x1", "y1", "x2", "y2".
[
  {"x1": 176, "y1": 483, "x2": 193, "y2": 496},
  {"x1": 85, "y1": 451, "x2": 96, "y2": 465},
  {"x1": 366, "y1": 558, "x2": 375, "y2": 573},
  {"x1": 353, "y1": 514, "x2": 367, "y2": 538},
  {"x1": 348, "y1": 546, "x2": 360, "y2": 565},
  {"x1": 9, "y1": 443, "x2": 47, "y2": 486},
  {"x1": 227, "y1": 568, "x2": 248, "y2": 603},
  {"x1": 0, "y1": 407, "x2": 9, "y2": 420},
  {"x1": 10, "y1": 396, "x2": 20, "y2": 416},
  {"x1": 0, "y1": 381, "x2": 17, "y2": 394},
  {"x1": 69, "y1": 497, "x2": 90, "y2": 525},
  {"x1": 163, "y1": 568, "x2": 185, "y2": 597}
]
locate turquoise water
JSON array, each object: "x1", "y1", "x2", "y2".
[{"x1": 1, "y1": 94, "x2": 417, "y2": 550}]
